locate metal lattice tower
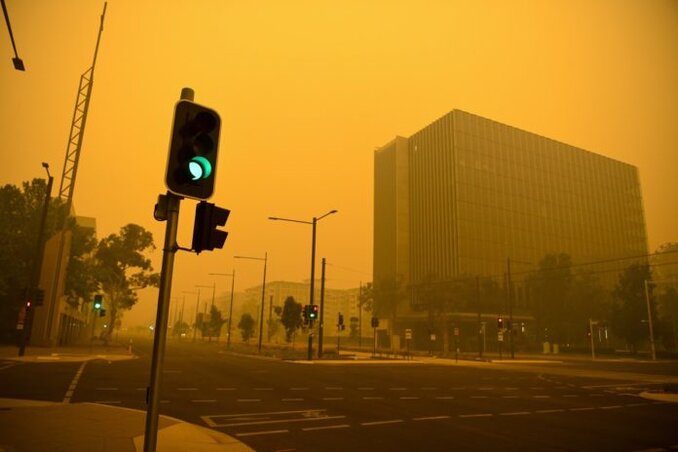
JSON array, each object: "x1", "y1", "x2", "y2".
[{"x1": 58, "y1": 2, "x2": 107, "y2": 216}]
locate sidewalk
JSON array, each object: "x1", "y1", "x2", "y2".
[{"x1": 0, "y1": 343, "x2": 253, "y2": 451}]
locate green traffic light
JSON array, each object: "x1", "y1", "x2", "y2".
[{"x1": 189, "y1": 156, "x2": 212, "y2": 180}]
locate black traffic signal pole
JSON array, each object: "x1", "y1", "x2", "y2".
[
  {"x1": 318, "y1": 258, "x2": 326, "y2": 358},
  {"x1": 144, "y1": 88, "x2": 193, "y2": 452}
]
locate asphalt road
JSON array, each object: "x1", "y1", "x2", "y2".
[{"x1": 2, "y1": 339, "x2": 678, "y2": 452}]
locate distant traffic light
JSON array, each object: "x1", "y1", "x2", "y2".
[
  {"x1": 165, "y1": 100, "x2": 221, "y2": 200},
  {"x1": 192, "y1": 201, "x2": 230, "y2": 253},
  {"x1": 309, "y1": 305, "x2": 319, "y2": 321},
  {"x1": 497, "y1": 317, "x2": 504, "y2": 330},
  {"x1": 93, "y1": 294, "x2": 103, "y2": 311},
  {"x1": 100, "y1": 308, "x2": 106, "y2": 318},
  {"x1": 337, "y1": 313, "x2": 344, "y2": 328},
  {"x1": 371, "y1": 317, "x2": 379, "y2": 328}
]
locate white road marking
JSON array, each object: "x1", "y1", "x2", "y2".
[
  {"x1": 500, "y1": 411, "x2": 531, "y2": 416},
  {"x1": 501, "y1": 395, "x2": 519, "y2": 399},
  {"x1": 569, "y1": 407, "x2": 595, "y2": 411},
  {"x1": 302, "y1": 424, "x2": 350, "y2": 431},
  {"x1": 236, "y1": 430, "x2": 289, "y2": 437},
  {"x1": 358, "y1": 387, "x2": 374, "y2": 391},
  {"x1": 237, "y1": 399, "x2": 261, "y2": 402},
  {"x1": 282, "y1": 398, "x2": 304, "y2": 402},
  {"x1": 361, "y1": 419, "x2": 404, "y2": 426},
  {"x1": 413, "y1": 416, "x2": 450, "y2": 421},
  {"x1": 205, "y1": 410, "x2": 345, "y2": 428},
  {"x1": 62, "y1": 361, "x2": 87, "y2": 403},
  {"x1": 459, "y1": 413, "x2": 492, "y2": 418},
  {"x1": 600, "y1": 405, "x2": 622, "y2": 410},
  {"x1": 533, "y1": 395, "x2": 550, "y2": 399},
  {"x1": 363, "y1": 396, "x2": 384, "y2": 400},
  {"x1": 479, "y1": 387, "x2": 494, "y2": 391},
  {"x1": 535, "y1": 409, "x2": 565, "y2": 413},
  {"x1": 322, "y1": 397, "x2": 344, "y2": 401},
  {"x1": 290, "y1": 387, "x2": 308, "y2": 391}
]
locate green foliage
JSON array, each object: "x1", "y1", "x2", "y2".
[
  {"x1": 204, "y1": 305, "x2": 226, "y2": 338},
  {"x1": 609, "y1": 263, "x2": 654, "y2": 353},
  {"x1": 172, "y1": 320, "x2": 190, "y2": 337},
  {"x1": 94, "y1": 224, "x2": 159, "y2": 341},
  {"x1": 280, "y1": 296, "x2": 302, "y2": 342},
  {"x1": 238, "y1": 313, "x2": 255, "y2": 342},
  {"x1": 358, "y1": 282, "x2": 373, "y2": 312},
  {"x1": 349, "y1": 316, "x2": 359, "y2": 339}
]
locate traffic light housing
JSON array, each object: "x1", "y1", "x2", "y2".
[
  {"x1": 497, "y1": 317, "x2": 504, "y2": 330},
  {"x1": 100, "y1": 308, "x2": 106, "y2": 318},
  {"x1": 309, "y1": 305, "x2": 319, "y2": 321},
  {"x1": 165, "y1": 100, "x2": 221, "y2": 200},
  {"x1": 93, "y1": 294, "x2": 103, "y2": 311},
  {"x1": 371, "y1": 317, "x2": 379, "y2": 328},
  {"x1": 337, "y1": 313, "x2": 344, "y2": 327},
  {"x1": 192, "y1": 201, "x2": 230, "y2": 253}
]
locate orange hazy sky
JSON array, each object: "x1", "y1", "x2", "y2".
[{"x1": 1, "y1": 0, "x2": 676, "y2": 327}]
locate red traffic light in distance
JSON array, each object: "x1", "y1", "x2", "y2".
[
  {"x1": 497, "y1": 317, "x2": 504, "y2": 329},
  {"x1": 165, "y1": 100, "x2": 221, "y2": 200}
]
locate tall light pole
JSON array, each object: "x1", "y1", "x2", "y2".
[
  {"x1": 234, "y1": 254, "x2": 267, "y2": 353},
  {"x1": 644, "y1": 279, "x2": 658, "y2": 361},
  {"x1": 19, "y1": 163, "x2": 53, "y2": 356},
  {"x1": 210, "y1": 271, "x2": 235, "y2": 347},
  {"x1": 269, "y1": 210, "x2": 337, "y2": 357}
]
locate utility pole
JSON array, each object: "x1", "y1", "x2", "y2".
[
  {"x1": 507, "y1": 258, "x2": 515, "y2": 360},
  {"x1": 644, "y1": 280, "x2": 657, "y2": 361},
  {"x1": 227, "y1": 270, "x2": 235, "y2": 348},
  {"x1": 267, "y1": 295, "x2": 273, "y2": 343},
  {"x1": 358, "y1": 282, "x2": 362, "y2": 349}
]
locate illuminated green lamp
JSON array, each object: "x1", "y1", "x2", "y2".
[{"x1": 189, "y1": 156, "x2": 212, "y2": 181}]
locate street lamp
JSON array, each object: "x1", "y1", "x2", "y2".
[
  {"x1": 234, "y1": 254, "x2": 267, "y2": 353},
  {"x1": 268, "y1": 210, "x2": 337, "y2": 358},
  {"x1": 209, "y1": 271, "x2": 236, "y2": 347}
]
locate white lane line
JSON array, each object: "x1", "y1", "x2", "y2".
[
  {"x1": 500, "y1": 411, "x2": 531, "y2": 416},
  {"x1": 302, "y1": 424, "x2": 350, "y2": 432},
  {"x1": 94, "y1": 400, "x2": 122, "y2": 404},
  {"x1": 237, "y1": 399, "x2": 261, "y2": 402},
  {"x1": 192, "y1": 400, "x2": 216, "y2": 403},
  {"x1": 363, "y1": 396, "x2": 384, "y2": 400},
  {"x1": 400, "y1": 396, "x2": 419, "y2": 400},
  {"x1": 600, "y1": 405, "x2": 622, "y2": 410},
  {"x1": 322, "y1": 397, "x2": 344, "y2": 401},
  {"x1": 459, "y1": 413, "x2": 492, "y2": 418},
  {"x1": 62, "y1": 361, "x2": 87, "y2": 403},
  {"x1": 236, "y1": 429, "x2": 289, "y2": 437},
  {"x1": 413, "y1": 416, "x2": 450, "y2": 421},
  {"x1": 535, "y1": 409, "x2": 565, "y2": 413},
  {"x1": 361, "y1": 420, "x2": 404, "y2": 426},
  {"x1": 282, "y1": 398, "x2": 304, "y2": 402},
  {"x1": 435, "y1": 396, "x2": 455, "y2": 400},
  {"x1": 96, "y1": 388, "x2": 118, "y2": 391},
  {"x1": 177, "y1": 388, "x2": 197, "y2": 391},
  {"x1": 358, "y1": 387, "x2": 375, "y2": 391},
  {"x1": 216, "y1": 388, "x2": 236, "y2": 391},
  {"x1": 325, "y1": 387, "x2": 343, "y2": 390},
  {"x1": 569, "y1": 407, "x2": 595, "y2": 411},
  {"x1": 533, "y1": 395, "x2": 550, "y2": 399},
  {"x1": 254, "y1": 388, "x2": 273, "y2": 391}
]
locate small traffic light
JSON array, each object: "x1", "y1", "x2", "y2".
[
  {"x1": 93, "y1": 294, "x2": 103, "y2": 311},
  {"x1": 371, "y1": 317, "x2": 379, "y2": 328},
  {"x1": 34, "y1": 289, "x2": 45, "y2": 306},
  {"x1": 99, "y1": 309, "x2": 106, "y2": 318},
  {"x1": 26, "y1": 300, "x2": 32, "y2": 310},
  {"x1": 192, "y1": 201, "x2": 230, "y2": 253},
  {"x1": 165, "y1": 100, "x2": 221, "y2": 200},
  {"x1": 309, "y1": 305, "x2": 319, "y2": 321},
  {"x1": 337, "y1": 313, "x2": 344, "y2": 327},
  {"x1": 497, "y1": 317, "x2": 504, "y2": 330}
]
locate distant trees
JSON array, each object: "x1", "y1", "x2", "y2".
[
  {"x1": 238, "y1": 313, "x2": 255, "y2": 342},
  {"x1": 280, "y1": 296, "x2": 302, "y2": 343},
  {"x1": 609, "y1": 263, "x2": 654, "y2": 353}
]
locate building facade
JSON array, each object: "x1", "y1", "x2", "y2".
[{"x1": 374, "y1": 110, "x2": 648, "y2": 349}]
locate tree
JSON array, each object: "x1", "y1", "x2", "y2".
[
  {"x1": 172, "y1": 320, "x2": 190, "y2": 337},
  {"x1": 651, "y1": 242, "x2": 678, "y2": 351},
  {"x1": 94, "y1": 224, "x2": 159, "y2": 342},
  {"x1": 609, "y1": 263, "x2": 654, "y2": 353},
  {"x1": 280, "y1": 296, "x2": 302, "y2": 343},
  {"x1": 64, "y1": 221, "x2": 98, "y2": 307},
  {"x1": 238, "y1": 313, "x2": 255, "y2": 342},
  {"x1": 205, "y1": 305, "x2": 226, "y2": 340}
]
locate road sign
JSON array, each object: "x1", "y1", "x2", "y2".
[
  {"x1": 453, "y1": 327, "x2": 460, "y2": 337},
  {"x1": 405, "y1": 328, "x2": 412, "y2": 340},
  {"x1": 498, "y1": 332, "x2": 504, "y2": 342}
]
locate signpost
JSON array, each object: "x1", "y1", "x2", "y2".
[{"x1": 405, "y1": 328, "x2": 412, "y2": 359}]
